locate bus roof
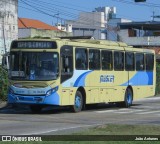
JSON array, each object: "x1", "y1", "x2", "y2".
[
  {"x1": 13, "y1": 38, "x2": 154, "y2": 53},
  {"x1": 69, "y1": 39, "x2": 128, "y2": 47}
]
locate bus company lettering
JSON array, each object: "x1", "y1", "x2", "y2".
[{"x1": 100, "y1": 75, "x2": 114, "y2": 83}]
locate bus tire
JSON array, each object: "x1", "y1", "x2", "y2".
[
  {"x1": 30, "y1": 105, "x2": 42, "y2": 113},
  {"x1": 117, "y1": 88, "x2": 133, "y2": 108},
  {"x1": 71, "y1": 91, "x2": 83, "y2": 113}
]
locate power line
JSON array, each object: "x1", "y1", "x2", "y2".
[
  {"x1": 20, "y1": 0, "x2": 103, "y2": 27},
  {"x1": 111, "y1": 0, "x2": 160, "y2": 8},
  {"x1": 20, "y1": 0, "x2": 65, "y2": 20},
  {"x1": 19, "y1": 0, "x2": 160, "y2": 40},
  {"x1": 19, "y1": 0, "x2": 133, "y2": 40}
]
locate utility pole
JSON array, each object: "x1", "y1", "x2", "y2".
[
  {"x1": 2, "y1": 15, "x2": 7, "y2": 54},
  {"x1": 0, "y1": 10, "x2": 7, "y2": 54}
]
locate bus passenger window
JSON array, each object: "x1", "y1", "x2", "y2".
[
  {"x1": 75, "y1": 48, "x2": 88, "y2": 70},
  {"x1": 146, "y1": 54, "x2": 154, "y2": 71},
  {"x1": 101, "y1": 50, "x2": 113, "y2": 70},
  {"x1": 89, "y1": 49, "x2": 100, "y2": 70},
  {"x1": 125, "y1": 52, "x2": 135, "y2": 71},
  {"x1": 136, "y1": 53, "x2": 144, "y2": 71},
  {"x1": 114, "y1": 51, "x2": 124, "y2": 71}
]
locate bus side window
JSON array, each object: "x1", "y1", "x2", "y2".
[
  {"x1": 101, "y1": 50, "x2": 113, "y2": 70},
  {"x1": 136, "y1": 53, "x2": 144, "y2": 71},
  {"x1": 89, "y1": 49, "x2": 100, "y2": 70},
  {"x1": 125, "y1": 52, "x2": 135, "y2": 71},
  {"x1": 146, "y1": 54, "x2": 154, "y2": 71},
  {"x1": 114, "y1": 51, "x2": 124, "y2": 71},
  {"x1": 75, "y1": 48, "x2": 88, "y2": 70}
]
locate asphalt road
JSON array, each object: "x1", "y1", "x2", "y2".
[{"x1": 0, "y1": 96, "x2": 160, "y2": 135}]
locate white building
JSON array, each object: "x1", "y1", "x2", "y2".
[
  {"x1": 0, "y1": 0, "x2": 18, "y2": 64},
  {"x1": 66, "y1": 7, "x2": 117, "y2": 40}
]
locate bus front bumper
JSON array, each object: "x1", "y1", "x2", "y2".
[{"x1": 8, "y1": 93, "x2": 60, "y2": 106}]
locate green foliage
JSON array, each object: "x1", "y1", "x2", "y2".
[
  {"x1": 156, "y1": 62, "x2": 160, "y2": 94},
  {"x1": 0, "y1": 66, "x2": 8, "y2": 101}
]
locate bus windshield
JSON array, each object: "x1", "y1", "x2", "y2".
[{"x1": 9, "y1": 52, "x2": 59, "y2": 81}]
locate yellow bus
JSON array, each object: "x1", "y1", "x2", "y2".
[{"x1": 8, "y1": 38, "x2": 156, "y2": 113}]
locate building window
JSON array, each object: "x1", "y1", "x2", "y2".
[
  {"x1": 114, "y1": 51, "x2": 124, "y2": 71},
  {"x1": 89, "y1": 49, "x2": 100, "y2": 70},
  {"x1": 136, "y1": 53, "x2": 144, "y2": 71},
  {"x1": 101, "y1": 50, "x2": 113, "y2": 70}
]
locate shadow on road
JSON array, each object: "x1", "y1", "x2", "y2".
[{"x1": 0, "y1": 102, "x2": 142, "y2": 115}]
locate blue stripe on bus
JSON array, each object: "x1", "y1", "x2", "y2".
[
  {"x1": 121, "y1": 71, "x2": 153, "y2": 86},
  {"x1": 74, "y1": 71, "x2": 92, "y2": 87}
]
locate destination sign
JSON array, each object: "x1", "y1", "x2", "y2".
[{"x1": 11, "y1": 41, "x2": 57, "y2": 49}]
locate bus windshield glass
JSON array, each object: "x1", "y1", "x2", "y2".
[{"x1": 9, "y1": 52, "x2": 59, "y2": 81}]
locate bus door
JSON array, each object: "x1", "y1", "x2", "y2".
[
  {"x1": 135, "y1": 53, "x2": 145, "y2": 98},
  {"x1": 113, "y1": 51, "x2": 125, "y2": 102},
  {"x1": 60, "y1": 45, "x2": 73, "y2": 105},
  {"x1": 100, "y1": 50, "x2": 114, "y2": 103},
  {"x1": 88, "y1": 49, "x2": 100, "y2": 103},
  {"x1": 88, "y1": 71, "x2": 100, "y2": 104},
  {"x1": 125, "y1": 52, "x2": 135, "y2": 93}
]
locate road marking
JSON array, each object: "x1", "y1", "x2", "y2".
[
  {"x1": 95, "y1": 109, "x2": 117, "y2": 113},
  {"x1": 135, "y1": 96, "x2": 160, "y2": 102},
  {"x1": 95, "y1": 108, "x2": 148, "y2": 114},
  {"x1": 115, "y1": 109, "x2": 146, "y2": 114},
  {"x1": 137, "y1": 110, "x2": 160, "y2": 115}
]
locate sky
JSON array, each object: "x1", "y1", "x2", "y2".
[{"x1": 18, "y1": 0, "x2": 160, "y2": 26}]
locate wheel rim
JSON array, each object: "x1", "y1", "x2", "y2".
[{"x1": 75, "y1": 95, "x2": 81, "y2": 109}]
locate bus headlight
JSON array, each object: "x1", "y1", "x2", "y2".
[{"x1": 46, "y1": 86, "x2": 58, "y2": 96}]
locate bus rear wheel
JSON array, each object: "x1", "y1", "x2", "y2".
[
  {"x1": 117, "y1": 88, "x2": 133, "y2": 108},
  {"x1": 71, "y1": 91, "x2": 83, "y2": 113}
]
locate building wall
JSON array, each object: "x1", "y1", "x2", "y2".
[
  {"x1": 66, "y1": 9, "x2": 107, "y2": 40},
  {"x1": 118, "y1": 29, "x2": 160, "y2": 46},
  {"x1": 0, "y1": 0, "x2": 18, "y2": 63},
  {"x1": 18, "y1": 28, "x2": 72, "y2": 38},
  {"x1": 18, "y1": 29, "x2": 31, "y2": 38},
  {"x1": 65, "y1": 7, "x2": 132, "y2": 40},
  {"x1": 107, "y1": 18, "x2": 131, "y2": 41},
  {"x1": 72, "y1": 28, "x2": 101, "y2": 39}
]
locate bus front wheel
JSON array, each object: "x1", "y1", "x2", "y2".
[
  {"x1": 71, "y1": 91, "x2": 83, "y2": 113},
  {"x1": 30, "y1": 105, "x2": 43, "y2": 113},
  {"x1": 117, "y1": 88, "x2": 133, "y2": 108}
]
